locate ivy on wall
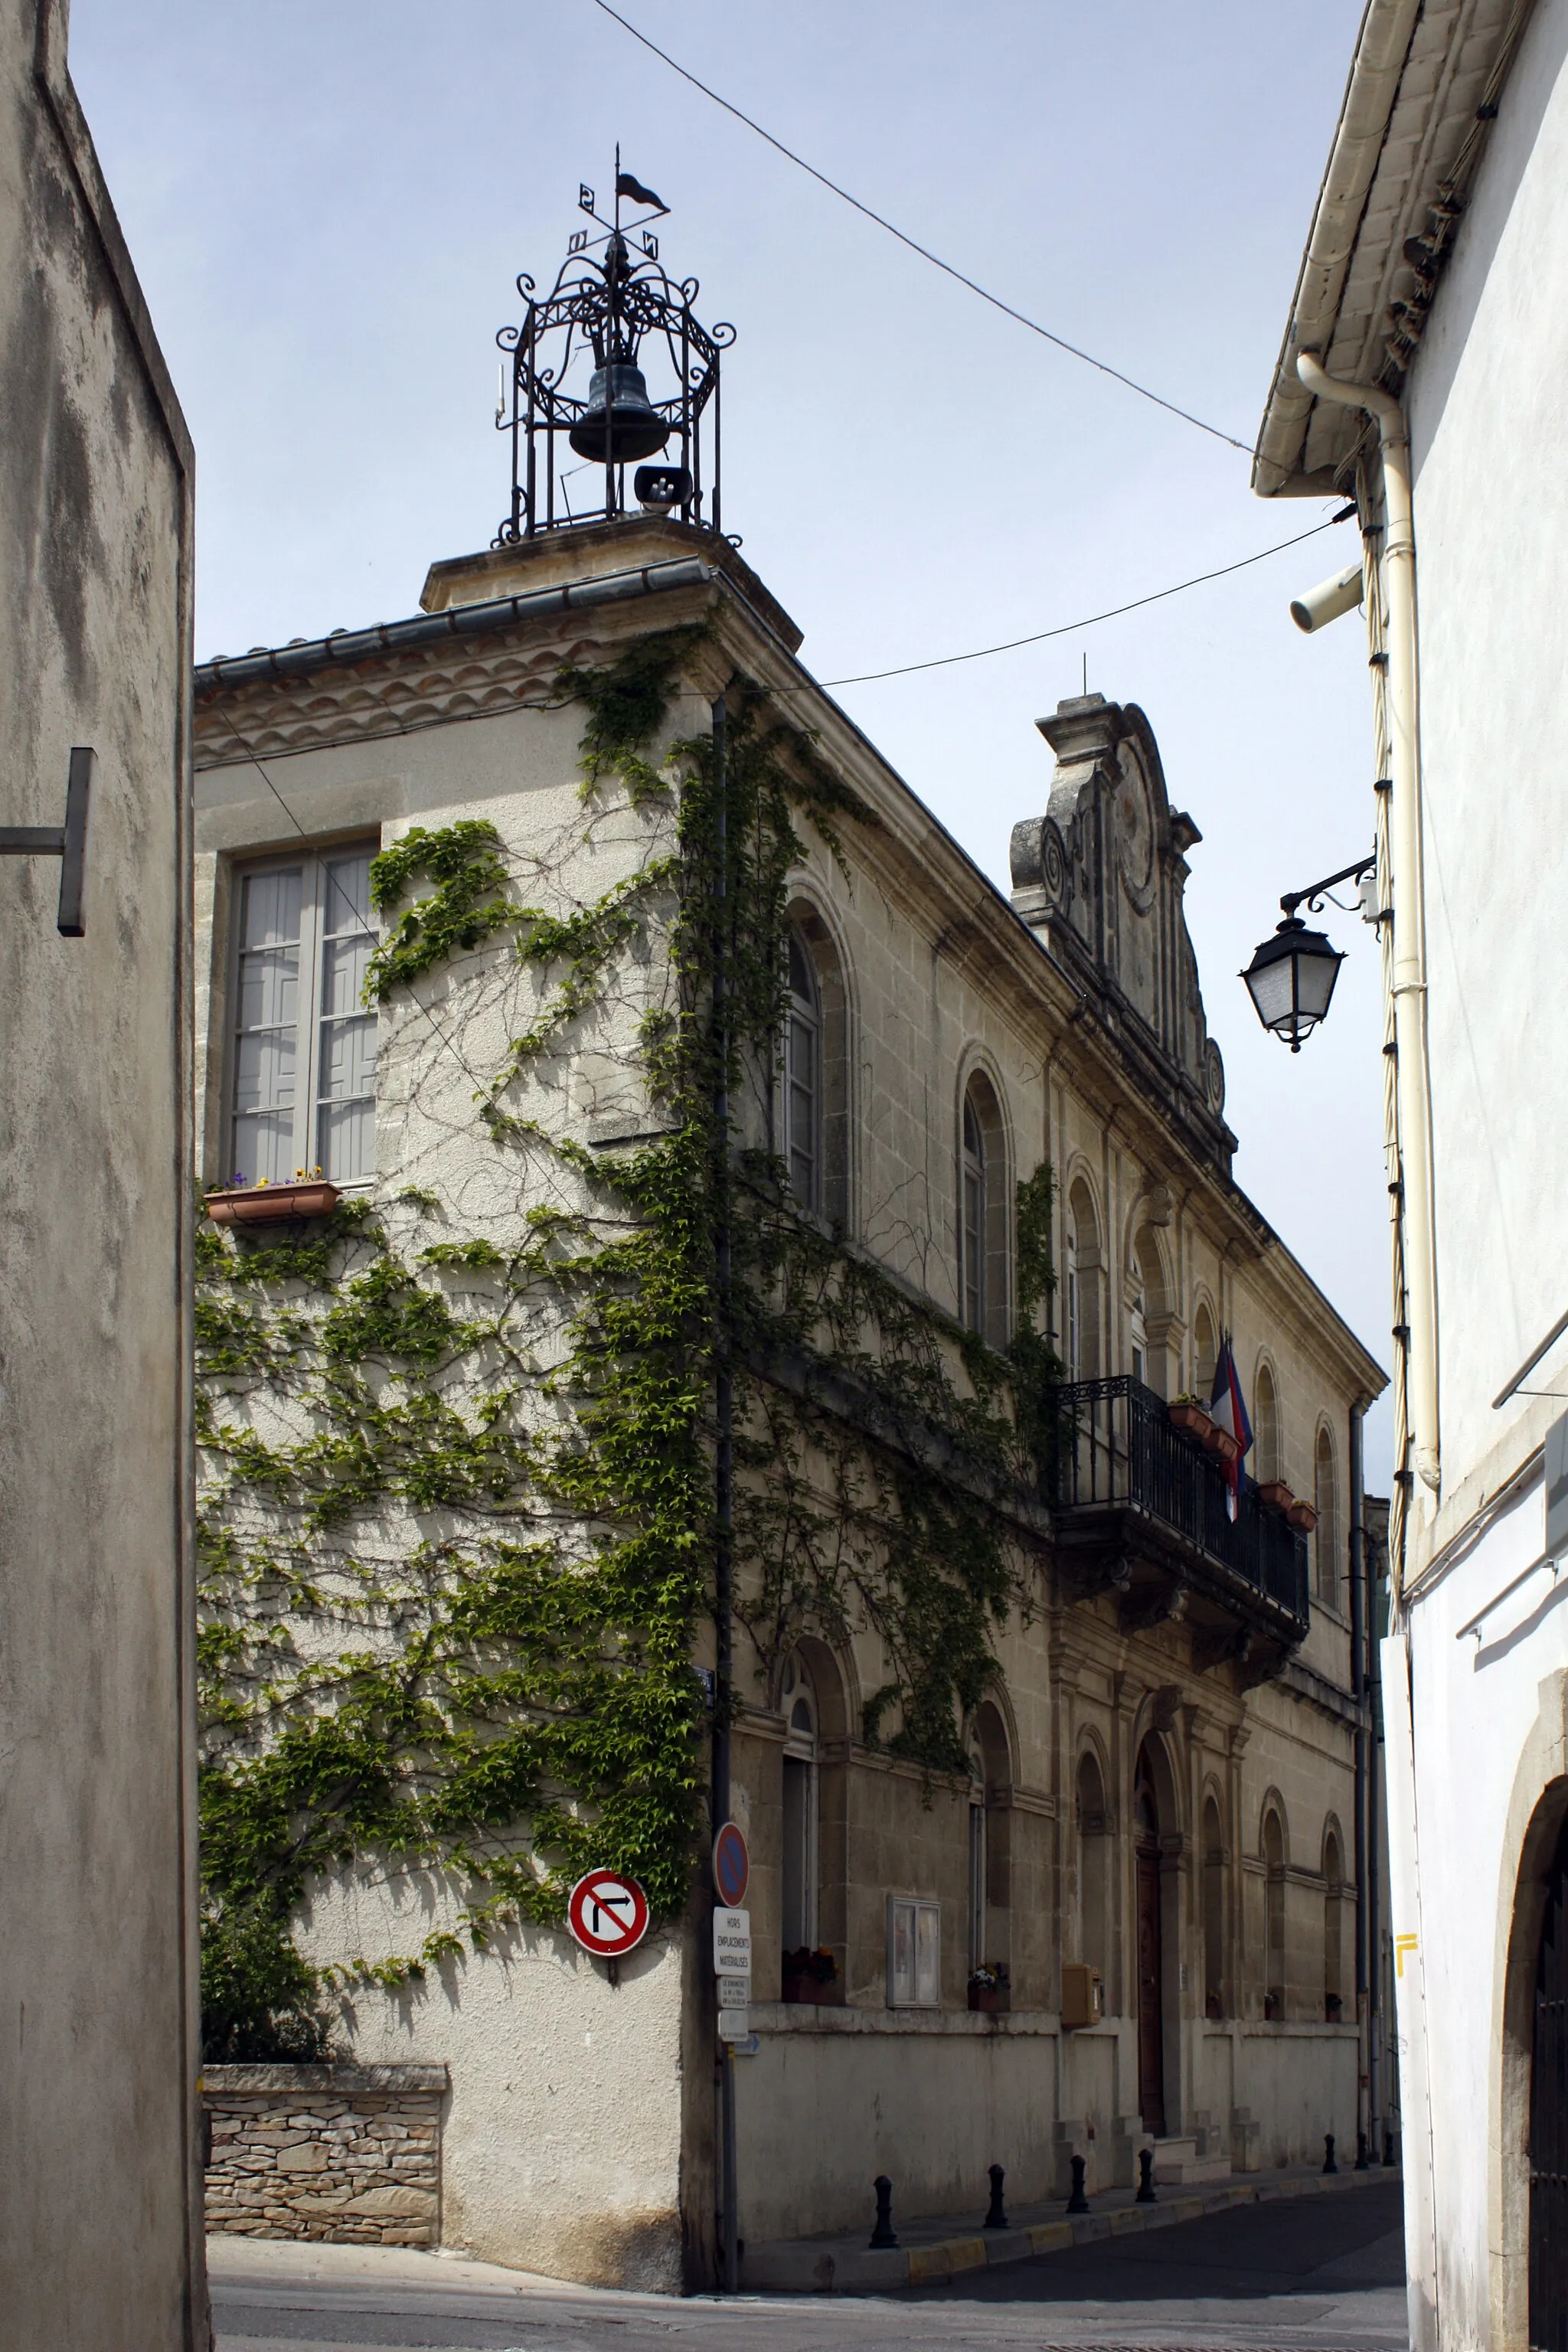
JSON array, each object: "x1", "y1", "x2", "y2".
[{"x1": 196, "y1": 626, "x2": 1061, "y2": 2059}]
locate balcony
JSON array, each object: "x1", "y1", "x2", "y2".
[{"x1": 1044, "y1": 1377, "x2": 1310, "y2": 1674}]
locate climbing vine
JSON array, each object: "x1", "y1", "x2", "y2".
[{"x1": 195, "y1": 629, "x2": 1061, "y2": 2060}]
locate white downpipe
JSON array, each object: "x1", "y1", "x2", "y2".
[{"x1": 1296, "y1": 351, "x2": 1440, "y2": 1500}]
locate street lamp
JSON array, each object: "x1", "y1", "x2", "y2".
[{"x1": 1241, "y1": 853, "x2": 1376, "y2": 1052}]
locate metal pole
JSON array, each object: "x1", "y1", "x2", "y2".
[
  {"x1": 1367, "y1": 1503, "x2": 1385, "y2": 2160},
  {"x1": 1349, "y1": 1402, "x2": 1370, "y2": 2165},
  {"x1": 710, "y1": 693, "x2": 737, "y2": 2293}
]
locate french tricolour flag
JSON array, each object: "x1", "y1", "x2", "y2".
[{"x1": 1208, "y1": 1337, "x2": 1253, "y2": 1522}]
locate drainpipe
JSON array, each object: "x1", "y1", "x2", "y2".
[
  {"x1": 1296, "y1": 352, "x2": 1439, "y2": 1506},
  {"x1": 710, "y1": 691, "x2": 739, "y2": 2295},
  {"x1": 1348, "y1": 1402, "x2": 1369, "y2": 2164}
]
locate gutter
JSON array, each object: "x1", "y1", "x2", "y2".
[{"x1": 194, "y1": 557, "x2": 721, "y2": 694}]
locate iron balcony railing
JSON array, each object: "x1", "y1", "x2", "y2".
[{"x1": 1045, "y1": 1375, "x2": 1310, "y2": 1633}]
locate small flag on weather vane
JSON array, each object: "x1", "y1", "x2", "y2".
[{"x1": 616, "y1": 171, "x2": 666, "y2": 211}]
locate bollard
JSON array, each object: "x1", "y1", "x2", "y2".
[
  {"x1": 1354, "y1": 2130, "x2": 1370, "y2": 2172},
  {"x1": 1136, "y1": 2147, "x2": 1157, "y2": 2204},
  {"x1": 870, "y1": 2174, "x2": 899, "y2": 2249},
  {"x1": 1323, "y1": 2132, "x2": 1338, "y2": 2175},
  {"x1": 1066, "y1": 2153, "x2": 1089, "y2": 2214},
  {"x1": 984, "y1": 2164, "x2": 1008, "y2": 2230}
]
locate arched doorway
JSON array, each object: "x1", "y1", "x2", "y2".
[
  {"x1": 1134, "y1": 1743, "x2": 1167, "y2": 2135},
  {"x1": 1532, "y1": 1815, "x2": 1568, "y2": 2351}
]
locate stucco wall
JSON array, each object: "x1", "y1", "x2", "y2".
[
  {"x1": 1386, "y1": 3, "x2": 1568, "y2": 2344},
  {"x1": 0, "y1": 5, "x2": 201, "y2": 2347}
]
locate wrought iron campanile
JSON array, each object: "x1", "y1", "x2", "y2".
[{"x1": 495, "y1": 157, "x2": 733, "y2": 544}]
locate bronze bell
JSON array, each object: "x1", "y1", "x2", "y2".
[{"x1": 569, "y1": 363, "x2": 671, "y2": 463}]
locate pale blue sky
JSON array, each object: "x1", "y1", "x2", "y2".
[{"x1": 70, "y1": 0, "x2": 1392, "y2": 1474}]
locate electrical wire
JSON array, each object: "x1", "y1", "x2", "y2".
[
  {"x1": 798, "y1": 514, "x2": 1347, "y2": 689},
  {"x1": 583, "y1": 0, "x2": 1253, "y2": 455}
]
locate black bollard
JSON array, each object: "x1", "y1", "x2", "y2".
[
  {"x1": 1354, "y1": 2130, "x2": 1370, "y2": 2172},
  {"x1": 984, "y1": 2164, "x2": 1008, "y2": 2230},
  {"x1": 1323, "y1": 2132, "x2": 1338, "y2": 2175},
  {"x1": 1066, "y1": 2154, "x2": 1090, "y2": 2215},
  {"x1": 870, "y1": 2174, "x2": 899, "y2": 2249},
  {"x1": 1136, "y1": 2147, "x2": 1158, "y2": 2204}
]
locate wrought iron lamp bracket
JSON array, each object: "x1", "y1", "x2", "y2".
[
  {"x1": 0, "y1": 746, "x2": 92, "y2": 936},
  {"x1": 1278, "y1": 849, "x2": 1376, "y2": 920}
]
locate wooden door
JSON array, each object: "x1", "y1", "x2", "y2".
[
  {"x1": 1532, "y1": 1822, "x2": 1568, "y2": 2352},
  {"x1": 1137, "y1": 1846, "x2": 1166, "y2": 2135}
]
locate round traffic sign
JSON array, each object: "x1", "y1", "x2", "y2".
[
  {"x1": 567, "y1": 1868, "x2": 651, "y2": 1958},
  {"x1": 713, "y1": 1820, "x2": 750, "y2": 1908}
]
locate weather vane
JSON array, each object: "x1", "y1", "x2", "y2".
[{"x1": 494, "y1": 146, "x2": 734, "y2": 544}]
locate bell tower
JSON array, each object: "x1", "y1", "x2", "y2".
[{"x1": 493, "y1": 157, "x2": 733, "y2": 544}]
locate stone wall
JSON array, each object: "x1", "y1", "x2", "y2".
[{"x1": 203, "y1": 2064, "x2": 448, "y2": 2246}]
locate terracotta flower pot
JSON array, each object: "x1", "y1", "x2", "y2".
[
  {"x1": 1259, "y1": 1480, "x2": 1294, "y2": 1510},
  {"x1": 1206, "y1": 1426, "x2": 1241, "y2": 1467},
  {"x1": 1287, "y1": 1499, "x2": 1319, "y2": 1534},
  {"x1": 968, "y1": 1984, "x2": 1010, "y2": 2014},
  {"x1": 1168, "y1": 1401, "x2": 1214, "y2": 1440},
  {"x1": 205, "y1": 1180, "x2": 341, "y2": 1227}
]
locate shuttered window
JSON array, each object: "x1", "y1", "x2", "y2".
[{"x1": 230, "y1": 845, "x2": 379, "y2": 1187}]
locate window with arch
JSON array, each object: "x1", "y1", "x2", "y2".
[
  {"x1": 967, "y1": 1733, "x2": 987, "y2": 1973},
  {"x1": 1076, "y1": 1748, "x2": 1109, "y2": 1984},
  {"x1": 1202, "y1": 1791, "x2": 1226, "y2": 2019},
  {"x1": 1263, "y1": 1803, "x2": 1286, "y2": 2020},
  {"x1": 1192, "y1": 1303, "x2": 1218, "y2": 1403},
  {"x1": 1065, "y1": 1177, "x2": 1101, "y2": 1380},
  {"x1": 1323, "y1": 1825, "x2": 1344, "y2": 2021},
  {"x1": 1254, "y1": 1364, "x2": 1281, "y2": 1485},
  {"x1": 1128, "y1": 1227, "x2": 1171, "y2": 1396},
  {"x1": 779, "y1": 905, "x2": 851, "y2": 1228},
  {"x1": 967, "y1": 1699, "x2": 1012, "y2": 1977},
  {"x1": 959, "y1": 1071, "x2": 1008, "y2": 1348},
  {"x1": 1315, "y1": 1426, "x2": 1339, "y2": 1606},
  {"x1": 785, "y1": 928, "x2": 821, "y2": 1209},
  {"x1": 779, "y1": 1653, "x2": 819, "y2": 1952}
]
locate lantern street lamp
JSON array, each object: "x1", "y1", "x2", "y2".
[{"x1": 1241, "y1": 851, "x2": 1376, "y2": 1051}]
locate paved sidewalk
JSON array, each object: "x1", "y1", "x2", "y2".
[{"x1": 743, "y1": 2158, "x2": 1401, "y2": 2292}]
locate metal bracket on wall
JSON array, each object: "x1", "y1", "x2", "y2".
[{"x1": 0, "y1": 747, "x2": 92, "y2": 935}]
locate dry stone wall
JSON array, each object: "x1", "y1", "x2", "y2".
[{"x1": 203, "y1": 2063, "x2": 448, "y2": 2245}]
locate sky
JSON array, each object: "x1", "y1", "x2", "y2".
[{"x1": 69, "y1": 0, "x2": 1393, "y2": 1480}]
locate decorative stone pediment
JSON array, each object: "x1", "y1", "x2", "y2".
[{"x1": 1010, "y1": 694, "x2": 1226, "y2": 1128}]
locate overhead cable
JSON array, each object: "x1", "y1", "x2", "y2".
[
  {"x1": 583, "y1": 0, "x2": 1253, "y2": 455},
  {"x1": 807, "y1": 515, "x2": 1347, "y2": 688}
]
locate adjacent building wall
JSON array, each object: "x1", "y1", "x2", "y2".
[{"x1": 0, "y1": 3, "x2": 202, "y2": 2345}]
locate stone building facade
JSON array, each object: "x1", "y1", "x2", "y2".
[
  {"x1": 1, "y1": 5, "x2": 204, "y2": 2344},
  {"x1": 191, "y1": 509, "x2": 1382, "y2": 2288}
]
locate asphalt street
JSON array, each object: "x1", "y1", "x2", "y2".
[{"x1": 210, "y1": 2175, "x2": 1407, "y2": 2352}]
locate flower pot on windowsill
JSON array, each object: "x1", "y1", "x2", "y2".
[
  {"x1": 968, "y1": 1984, "x2": 1011, "y2": 2014},
  {"x1": 1168, "y1": 1400, "x2": 1214, "y2": 1441},
  {"x1": 1325, "y1": 1993, "x2": 1344, "y2": 2023},
  {"x1": 1205, "y1": 1426, "x2": 1241, "y2": 1468},
  {"x1": 1264, "y1": 1988, "x2": 1283, "y2": 2021},
  {"x1": 1205, "y1": 1990, "x2": 1223, "y2": 2020},
  {"x1": 1287, "y1": 1500, "x2": 1319, "y2": 1534},
  {"x1": 1258, "y1": 1480, "x2": 1294, "y2": 1511},
  {"x1": 204, "y1": 1179, "x2": 341, "y2": 1227}
]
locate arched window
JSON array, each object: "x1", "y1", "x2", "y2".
[
  {"x1": 1203, "y1": 1792, "x2": 1226, "y2": 2019},
  {"x1": 959, "y1": 1072, "x2": 1008, "y2": 1347},
  {"x1": 1255, "y1": 1364, "x2": 1280, "y2": 1485},
  {"x1": 1064, "y1": 1210, "x2": 1081, "y2": 1380},
  {"x1": 786, "y1": 927, "x2": 822, "y2": 1211},
  {"x1": 1193, "y1": 1303, "x2": 1217, "y2": 1402},
  {"x1": 1129, "y1": 1227, "x2": 1171, "y2": 1396},
  {"x1": 1315, "y1": 1427, "x2": 1339, "y2": 1606},
  {"x1": 1067, "y1": 1177, "x2": 1102, "y2": 1379},
  {"x1": 967, "y1": 1733, "x2": 987, "y2": 1974},
  {"x1": 962, "y1": 1093, "x2": 987, "y2": 1336},
  {"x1": 1263, "y1": 1804, "x2": 1286, "y2": 2020},
  {"x1": 779, "y1": 1653, "x2": 819, "y2": 1952},
  {"x1": 1076, "y1": 1749, "x2": 1108, "y2": 1984},
  {"x1": 1323, "y1": 1826, "x2": 1344, "y2": 2021}
]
